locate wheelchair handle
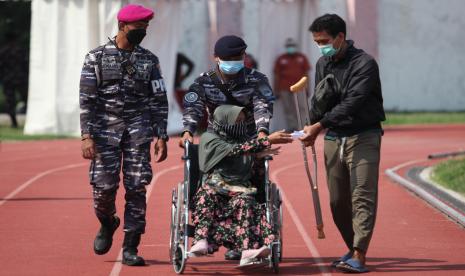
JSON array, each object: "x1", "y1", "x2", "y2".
[
  {"x1": 182, "y1": 140, "x2": 192, "y2": 160},
  {"x1": 264, "y1": 155, "x2": 274, "y2": 161}
]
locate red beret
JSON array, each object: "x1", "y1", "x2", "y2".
[{"x1": 117, "y1": 4, "x2": 154, "y2": 23}]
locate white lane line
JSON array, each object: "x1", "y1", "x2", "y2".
[
  {"x1": 271, "y1": 163, "x2": 332, "y2": 276},
  {"x1": 109, "y1": 164, "x2": 183, "y2": 276},
  {"x1": 388, "y1": 158, "x2": 426, "y2": 172},
  {"x1": 0, "y1": 162, "x2": 87, "y2": 207},
  {"x1": 386, "y1": 158, "x2": 465, "y2": 227}
]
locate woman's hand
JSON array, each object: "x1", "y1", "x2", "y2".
[{"x1": 267, "y1": 130, "x2": 293, "y2": 144}]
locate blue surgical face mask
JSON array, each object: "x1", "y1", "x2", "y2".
[
  {"x1": 286, "y1": 46, "x2": 297, "y2": 54},
  {"x1": 318, "y1": 37, "x2": 342, "y2": 57},
  {"x1": 218, "y1": 59, "x2": 244, "y2": 75},
  {"x1": 318, "y1": 44, "x2": 337, "y2": 57}
]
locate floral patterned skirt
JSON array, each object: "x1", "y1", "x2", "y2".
[{"x1": 192, "y1": 182, "x2": 275, "y2": 251}]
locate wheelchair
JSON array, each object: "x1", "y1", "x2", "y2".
[{"x1": 169, "y1": 141, "x2": 283, "y2": 274}]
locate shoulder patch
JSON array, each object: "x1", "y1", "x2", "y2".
[{"x1": 184, "y1": 92, "x2": 199, "y2": 103}]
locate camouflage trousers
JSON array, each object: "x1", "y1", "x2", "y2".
[{"x1": 89, "y1": 137, "x2": 152, "y2": 233}]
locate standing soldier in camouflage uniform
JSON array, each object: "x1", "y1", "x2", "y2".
[
  {"x1": 179, "y1": 35, "x2": 292, "y2": 260},
  {"x1": 79, "y1": 4, "x2": 168, "y2": 266}
]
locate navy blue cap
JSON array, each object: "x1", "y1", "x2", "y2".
[{"x1": 214, "y1": 35, "x2": 247, "y2": 59}]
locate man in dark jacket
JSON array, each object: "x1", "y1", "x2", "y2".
[{"x1": 300, "y1": 14, "x2": 385, "y2": 273}]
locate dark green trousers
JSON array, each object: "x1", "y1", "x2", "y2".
[{"x1": 324, "y1": 130, "x2": 382, "y2": 253}]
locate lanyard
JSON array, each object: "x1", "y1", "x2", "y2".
[{"x1": 107, "y1": 37, "x2": 136, "y2": 76}]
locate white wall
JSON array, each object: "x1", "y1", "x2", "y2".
[
  {"x1": 379, "y1": 0, "x2": 465, "y2": 111},
  {"x1": 25, "y1": 0, "x2": 121, "y2": 135}
]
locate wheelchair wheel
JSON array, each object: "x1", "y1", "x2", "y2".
[
  {"x1": 170, "y1": 183, "x2": 184, "y2": 262},
  {"x1": 169, "y1": 188, "x2": 176, "y2": 261},
  {"x1": 271, "y1": 243, "x2": 280, "y2": 273},
  {"x1": 173, "y1": 244, "x2": 186, "y2": 274},
  {"x1": 271, "y1": 183, "x2": 283, "y2": 262}
]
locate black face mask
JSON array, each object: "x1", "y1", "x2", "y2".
[{"x1": 126, "y1": 28, "x2": 146, "y2": 45}]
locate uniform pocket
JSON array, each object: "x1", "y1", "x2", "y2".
[
  {"x1": 134, "y1": 61, "x2": 152, "y2": 81},
  {"x1": 133, "y1": 61, "x2": 152, "y2": 96},
  {"x1": 101, "y1": 56, "x2": 122, "y2": 83},
  {"x1": 101, "y1": 70, "x2": 122, "y2": 82}
]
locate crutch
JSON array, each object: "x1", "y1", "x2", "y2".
[{"x1": 290, "y1": 76, "x2": 325, "y2": 239}]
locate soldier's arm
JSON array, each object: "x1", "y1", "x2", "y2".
[
  {"x1": 253, "y1": 75, "x2": 274, "y2": 135},
  {"x1": 182, "y1": 80, "x2": 206, "y2": 135},
  {"x1": 149, "y1": 60, "x2": 169, "y2": 139},
  {"x1": 79, "y1": 52, "x2": 98, "y2": 137}
]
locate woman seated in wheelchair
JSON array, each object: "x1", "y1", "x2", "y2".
[{"x1": 188, "y1": 104, "x2": 292, "y2": 267}]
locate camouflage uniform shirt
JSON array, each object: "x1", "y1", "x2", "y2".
[
  {"x1": 79, "y1": 39, "x2": 168, "y2": 146},
  {"x1": 183, "y1": 67, "x2": 274, "y2": 137}
]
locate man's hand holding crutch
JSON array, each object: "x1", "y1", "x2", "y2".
[{"x1": 300, "y1": 123, "x2": 323, "y2": 147}]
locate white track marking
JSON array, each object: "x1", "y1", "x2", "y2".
[
  {"x1": 388, "y1": 158, "x2": 426, "y2": 171},
  {"x1": 0, "y1": 163, "x2": 87, "y2": 207},
  {"x1": 271, "y1": 163, "x2": 332, "y2": 276},
  {"x1": 109, "y1": 164, "x2": 183, "y2": 276},
  {"x1": 386, "y1": 159, "x2": 465, "y2": 227}
]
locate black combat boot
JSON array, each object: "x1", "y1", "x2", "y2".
[
  {"x1": 94, "y1": 215, "x2": 120, "y2": 255},
  {"x1": 122, "y1": 232, "x2": 145, "y2": 266}
]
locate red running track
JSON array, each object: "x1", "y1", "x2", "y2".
[{"x1": 0, "y1": 124, "x2": 464, "y2": 275}]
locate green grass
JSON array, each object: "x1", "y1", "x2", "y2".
[
  {"x1": 384, "y1": 112, "x2": 465, "y2": 125},
  {"x1": 431, "y1": 158, "x2": 465, "y2": 196},
  {"x1": 0, "y1": 126, "x2": 72, "y2": 141}
]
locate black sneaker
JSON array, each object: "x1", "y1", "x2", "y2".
[{"x1": 94, "y1": 215, "x2": 120, "y2": 255}]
